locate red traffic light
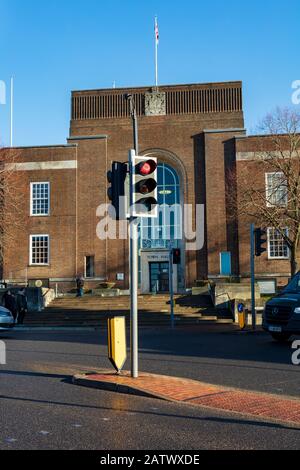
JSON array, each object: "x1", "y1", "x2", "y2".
[{"x1": 137, "y1": 160, "x2": 157, "y2": 176}]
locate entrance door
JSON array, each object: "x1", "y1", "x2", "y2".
[{"x1": 149, "y1": 262, "x2": 169, "y2": 293}]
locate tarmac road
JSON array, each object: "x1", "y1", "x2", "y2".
[{"x1": 0, "y1": 325, "x2": 299, "y2": 450}]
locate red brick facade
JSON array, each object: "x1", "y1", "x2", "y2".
[{"x1": 1, "y1": 81, "x2": 294, "y2": 292}]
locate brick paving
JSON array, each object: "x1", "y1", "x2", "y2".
[{"x1": 73, "y1": 370, "x2": 300, "y2": 426}]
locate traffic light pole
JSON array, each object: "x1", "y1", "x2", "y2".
[
  {"x1": 127, "y1": 94, "x2": 139, "y2": 379},
  {"x1": 129, "y1": 149, "x2": 139, "y2": 379},
  {"x1": 250, "y1": 223, "x2": 256, "y2": 330},
  {"x1": 169, "y1": 244, "x2": 175, "y2": 329}
]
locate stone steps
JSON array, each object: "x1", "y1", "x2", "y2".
[{"x1": 24, "y1": 294, "x2": 232, "y2": 327}]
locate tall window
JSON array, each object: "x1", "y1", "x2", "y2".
[
  {"x1": 140, "y1": 163, "x2": 181, "y2": 249},
  {"x1": 30, "y1": 235, "x2": 50, "y2": 265},
  {"x1": 31, "y1": 182, "x2": 50, "y2": 216},
  {"x1": 266, "y1": 172, "x2": 288, "y2": 207},
  {"x1": 267, "y1": 228, "x2": 289, "y2": 259}
]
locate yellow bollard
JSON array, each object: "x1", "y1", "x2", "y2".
[
  {"x1": 107, "y1": 317, "x2": 127, "y2": 374},
  {"x1": 238, "y1": 303, "x2": 246, "y2": 330}
]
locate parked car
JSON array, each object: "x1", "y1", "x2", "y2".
[
  {"x1": 263, "y1": 272, "x2": 300, "y2": 342},
  {"x1": 0, "y1": 306, "x2": 15, "y2": 331}
]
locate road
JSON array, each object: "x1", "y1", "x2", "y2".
[{"x1": 0, "y1": 325, "x2": 299, "y2": 450}]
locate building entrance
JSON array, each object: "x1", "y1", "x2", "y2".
[{"x1": 149, "y1": 262, "x2": 169, "y2": 293}]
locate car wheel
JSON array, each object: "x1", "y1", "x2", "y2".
[{"x1": 271, "y1": 333, "x2": 291, "y2": 342}]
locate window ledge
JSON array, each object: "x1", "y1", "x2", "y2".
[{"x1": 28, "y1": 265, "x2": 50, "y2": 268}]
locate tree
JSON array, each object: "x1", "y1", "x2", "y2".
[
  {"x1": 0, "y1": 147, "x2": 24, "y2": 276},
  {"x1": 228, "y1": 107, "x2": 300, "y2": 276}
]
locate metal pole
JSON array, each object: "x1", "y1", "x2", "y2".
[
  {"x1": 129, "y1": 149, "x2": 139, "y2": 378},
  {"x1": 155, "y1": 17, "x2": 159, "y2": 88},
  {"x1": 127, "y1": 94, "x2": 140, "y2": 379},
  {"x1": 155, "y1": 34, "x2": 158, "y2": 88},
  {"x1": 169, "y1": 246, "x2": 175, "y2": 329},
  {"x1": 10, "y1": 77, "x2": 13, "y2": 147},
  {"x1": 250, "y1": 223, "x2": 256, "y2": 330},
  {"x1": 127, "y1": 95, "x2": 139, "y2": 155}
]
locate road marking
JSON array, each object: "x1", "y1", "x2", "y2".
[{"x1": 72, "y1": 424, "x2": 83, "y2": 428}]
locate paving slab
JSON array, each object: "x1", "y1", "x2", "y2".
[{"x1": 73, "y1": 369, "x2": 300, "y2": 427}]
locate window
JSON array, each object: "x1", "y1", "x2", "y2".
[
  {"x1": 31, "y1": 182, "x2": 50, "y2": 216},
  {"x1": 30, "y1": 235, "x2": 50, "y2": 265},
  {"x1": 265, "y1": 173, "x2": 288, "y2": 207},
  {"x1": 85, "y1": 256, "x2": 95, "y2": 278},
  {"x1": 139, "y1": 163, "x2": 181, "y2": 250},
  {"x1": 267, "y1": 228, "x2": 289, "y2": 259}
]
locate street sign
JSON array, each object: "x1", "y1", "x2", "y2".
[{"x1": 107, "y1": 317, "x2": 127, "y2": 373}]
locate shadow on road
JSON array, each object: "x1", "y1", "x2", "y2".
[
  {"x1": 3, "y1": 326, "x2": 300, "y2": 370},
  {"x1": 0, "y1": 388, "x2": 299, "y2": 433}
]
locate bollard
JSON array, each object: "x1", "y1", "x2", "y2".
[
  {"x1": 107, "y1": 317, "x2": 127, "y2": 374},
  {"x1": 237, "y1": 303, "x2": 246, "y2": 330}
]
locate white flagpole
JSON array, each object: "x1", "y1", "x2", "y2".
[
  {"x1": 155, "y1": 17, "x2": 158, "y2": 88},
  {"x1": 10, "y1": 77, "x2": 13, "y2": 147}
]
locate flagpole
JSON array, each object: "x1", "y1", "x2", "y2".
[
  {"x1": 155, "y1": 34, "x2": 158, "y2": 87},
  {"x1": 10, "y1": 77, "x2": 13, "y2": 147},
  {"x1": 155, "y1": 17, "x2": 158, "y2": 88}
]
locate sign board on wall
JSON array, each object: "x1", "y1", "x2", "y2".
[{"x1": 257, "y1": 280, "x2": 276, "y2": 295}]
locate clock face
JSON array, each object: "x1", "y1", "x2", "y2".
[{"x1": 145, "y1": 92, "x2": 166, "y2": 116}]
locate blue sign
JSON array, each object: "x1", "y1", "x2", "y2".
[{"x1": 238, "y1": 303, "x2": 245, "y2": 313}]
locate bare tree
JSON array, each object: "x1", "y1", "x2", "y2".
[
  {"x1": 0, "y1": 148, "x2": 24, "y2": 275},
  {"x1": 228, "y1": 108, "x2": 300, "y2": 276}
]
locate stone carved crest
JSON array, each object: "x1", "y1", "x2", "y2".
[{"x1": 145, "y1": 92, "x2": 166, "y2": 116}]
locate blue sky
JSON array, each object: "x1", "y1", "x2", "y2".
[{"x1": 0, "y1": 0, "x2": 299, "y2": 147}]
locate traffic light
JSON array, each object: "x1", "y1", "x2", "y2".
[
  {"x1": 254, "y1": 228, "x2": 267, "y2": 257},
  {"x1": 172, "y1": 248, "x2": 181, "y2": 265},
  {"x1": 107, "y1": 162, "x2": 128, "y2": 220},
  {"x1": 132, "y1": 156, "x2": 158, "y2": 218}
]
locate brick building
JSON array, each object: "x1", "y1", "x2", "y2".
[{"x1": 1, "y1": 81, "x2": 293, "y2": 293}]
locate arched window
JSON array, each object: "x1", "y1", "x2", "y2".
[{"x1": 139, "y1": 163, "x2": 181, "y2": 249}]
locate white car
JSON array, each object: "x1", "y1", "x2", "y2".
[{"x1": 0, "y1": 306, "x2": 15, "y2": 331}]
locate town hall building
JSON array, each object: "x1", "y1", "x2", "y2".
[{"x1": 2, "y1": 81, "x2": 292, "y2": 293}]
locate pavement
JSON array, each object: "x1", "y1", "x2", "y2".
[
  {"x1": 74, "y1": 369, "x2": 300, "y2": 427},
  {"x1": 0, "y1": 325, "x2": 299, "y2": 450}
]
